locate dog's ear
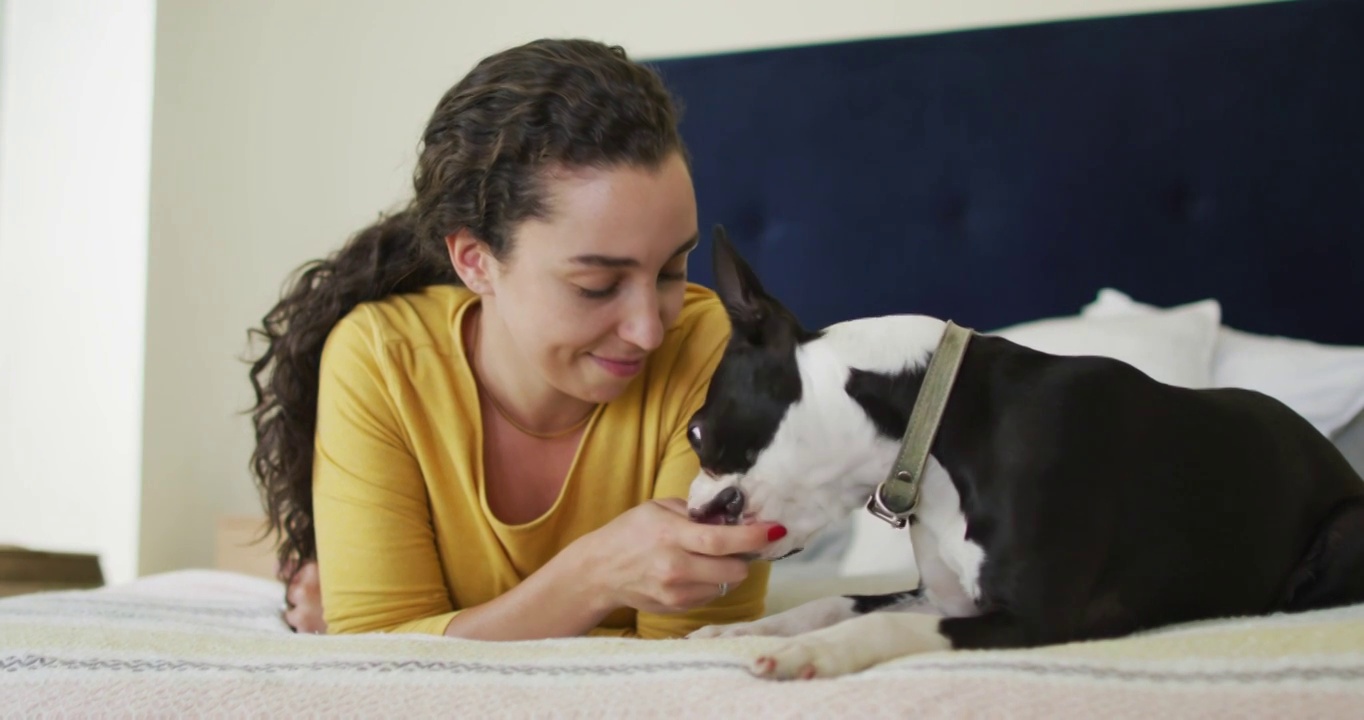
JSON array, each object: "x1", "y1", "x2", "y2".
[
  {"x1": 711, "y1": 225, "x2": 770, "y2": 328},
  {"x1": 711, "y1": 225, "x2": 814, "y2": 348}
]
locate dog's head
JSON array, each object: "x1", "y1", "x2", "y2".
[{"x1": 685, "y1": 228, "x2": 943, "y2": 560}]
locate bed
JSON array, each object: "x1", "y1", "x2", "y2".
[{"x1": 5, "y1": 1, "x2": 1364, "y2": 716}]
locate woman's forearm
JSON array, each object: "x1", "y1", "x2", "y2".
[{"x1": 440, "y1": 541, "x2": 615, "y2": 640}]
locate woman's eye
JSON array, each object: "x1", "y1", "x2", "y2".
[
  {"x1": 576, "y1": 264, "x2": 683, "y2": 300},
  {"x1": 577, "y1": 284, "x2": 618, "y2": 299}
]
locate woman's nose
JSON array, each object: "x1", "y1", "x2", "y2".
[{"x1": 619, "y1": 290, "x2": 664, "y2": 350}]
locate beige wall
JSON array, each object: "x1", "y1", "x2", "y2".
[{"x1": 140, "y1": 0, "x2": 1270, "y2": 575}]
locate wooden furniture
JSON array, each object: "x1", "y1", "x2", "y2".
[{"x1": 0, "y1": 546, "x2": 104, "y2": 598}]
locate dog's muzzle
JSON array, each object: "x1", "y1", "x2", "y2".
[{"x1": 688, "y1": 486, "x2": 745, "y2": 525}]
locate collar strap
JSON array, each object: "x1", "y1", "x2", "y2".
[{"x1": 865, "y1": 320, "x2": 973, "y2": 528}]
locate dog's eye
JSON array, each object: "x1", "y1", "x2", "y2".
[
  {"x1": 744, "y1": 449, "x2": 757, "y2": 465},
  {"x1": 687, "y1": 424, "x2": 703, "y2": 450}
]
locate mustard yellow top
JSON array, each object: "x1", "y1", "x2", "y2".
[{"x1": 311, "y1": 282, "x2": 769, "y2": 638}]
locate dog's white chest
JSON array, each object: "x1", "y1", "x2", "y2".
[{"x1": 910, "y1": 458, "x2": 985, "y2": 617}]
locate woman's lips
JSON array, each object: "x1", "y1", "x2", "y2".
[{"x1": 592, "y1": 355, "x2": 643, "y2": 377}]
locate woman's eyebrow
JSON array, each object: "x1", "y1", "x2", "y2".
[{"x1": 567, "y1": 233, "x2": 699, "y2": 268}]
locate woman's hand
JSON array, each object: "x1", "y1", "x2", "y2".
[
  {"x1": 571, "y1": 497, "x2": 786, "y2": 616},
  {"x1": 283, "y1": 560, "x2": 328, "y2": 634}
]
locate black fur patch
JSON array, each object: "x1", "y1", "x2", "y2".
[
  {"x1": 845, "y1": 589, "x2": 923, "y2": 614},
  {"x1": 845, "y1": 366, "x2": 927, "y2": 440}
]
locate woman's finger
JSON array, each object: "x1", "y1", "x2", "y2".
[{"x1": 676, "y1": 520, "x2": 782, "y2": 558}]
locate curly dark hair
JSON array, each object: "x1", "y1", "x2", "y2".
[{"x1": 246, "y1": 39, "x2": 686, "y2": 585}]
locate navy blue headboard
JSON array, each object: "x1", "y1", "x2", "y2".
[{"x1": 649, "y1": 0, "x2": 1364, "y2": 345}]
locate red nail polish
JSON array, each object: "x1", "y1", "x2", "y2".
[{"x1": 767, "y1": 525, "x2": 787, "y2": 542}]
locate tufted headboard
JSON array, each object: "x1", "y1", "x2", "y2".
[{"x1": 649, "y1": 0, "x2": 1364, "y2": 345}]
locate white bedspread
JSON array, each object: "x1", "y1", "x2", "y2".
[{"x1": 3, "y1": 570, "x2": 1363, "y2": 718}]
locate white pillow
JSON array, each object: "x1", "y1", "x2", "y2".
[
  {"x1": 990, "y1": 297, "x2": 1222, "y2": 389},
  {"x1": 1083, "y1": 288, "x2": 1364, "y2": 438}
]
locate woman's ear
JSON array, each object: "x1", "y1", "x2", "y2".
[{"x1": 446, "y1": 228, "x2": 496, "y2": 295}]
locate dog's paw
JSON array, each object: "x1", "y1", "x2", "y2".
[
  {"x1": 749, "y1": 611, "x2": 949, "y2": 680},
  {"x1": 750, "y1": 636, "x2": 851, "y2": 680}
]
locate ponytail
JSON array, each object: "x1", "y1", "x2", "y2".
[{"x1": 246, "y1": 207, "x2": 456, "y2": 582}]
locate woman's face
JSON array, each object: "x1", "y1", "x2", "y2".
[{"x1": 468, "y1": 151, "x2": 699, "y2": 405}]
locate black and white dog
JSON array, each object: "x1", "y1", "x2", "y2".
[{"x1": 685, "y1": 227, "x2": 1364, "y2": 681}]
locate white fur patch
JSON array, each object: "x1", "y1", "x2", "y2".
[
  {"x1": 816, "y1": 315, "x2": 944, "y2": 374},
  {"x1": 911, "y1": 459, "x2": 986, "y2": 617}
]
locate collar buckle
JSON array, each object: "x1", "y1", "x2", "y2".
[{"x1": 865, "y1": 474, "x2": 915, "y2": 529}]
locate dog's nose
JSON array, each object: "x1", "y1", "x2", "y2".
[
  {"x1": 689, "y1": 486, "x2": 746, "y2": 525},
  {"x1": 716, "y1": 486, "x2": 744, "y2": 517}
]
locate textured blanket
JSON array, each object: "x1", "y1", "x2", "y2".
[{"x1": 2, "y1": 570, "x2": 1363, "y2": 718}]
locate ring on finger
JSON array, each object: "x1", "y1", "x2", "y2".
[{"x1": 718, "y1": 582, "x2": 729, "y2": 597}]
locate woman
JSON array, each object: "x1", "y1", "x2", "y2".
[{"x1": 246, "y1": 38, "x2": 784, "y2": 640}]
